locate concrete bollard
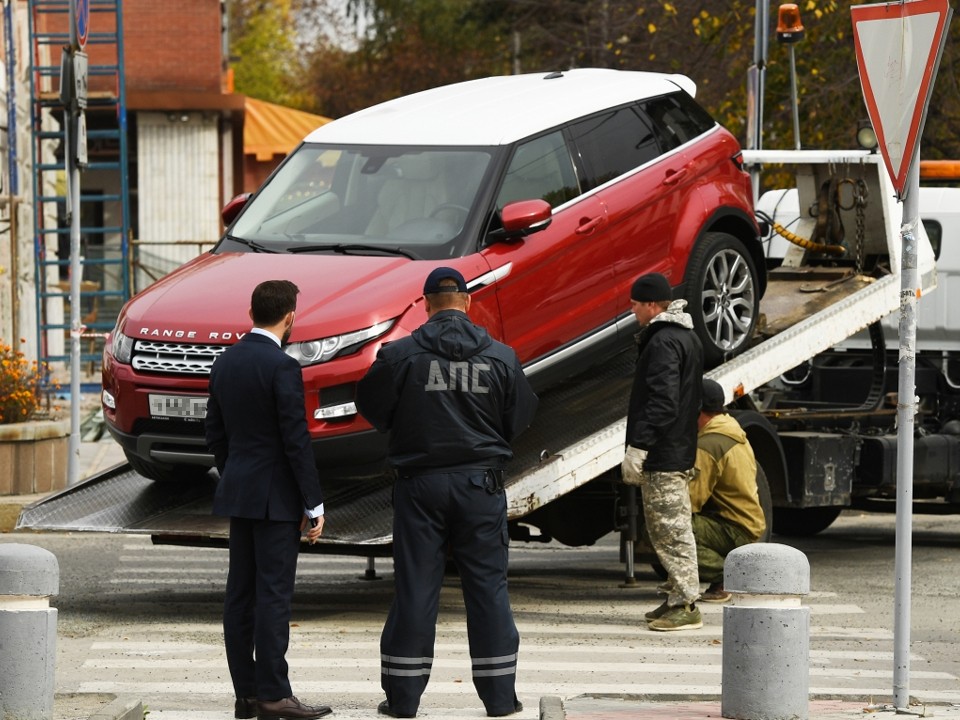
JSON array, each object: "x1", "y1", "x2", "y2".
[
  {"x1": 721, "y1": 543, "x2": 810, "y2": 720},
  {"x1": 0, "y1": 544, "x2": 60, "y2": 720}
]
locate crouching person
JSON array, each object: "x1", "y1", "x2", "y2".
[{"x1": 692, "y1": 378, "x2": 767, "y2": 603}]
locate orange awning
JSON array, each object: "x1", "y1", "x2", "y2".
[{"x1": 244, "y1": 97, "x2": 332, "y2": 161}]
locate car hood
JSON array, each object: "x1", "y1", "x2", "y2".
[{"x1": 118, "y1": 252, "x2": 489, "y2": 343}]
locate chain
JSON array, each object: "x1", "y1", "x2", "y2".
[{"x1": 854, "y1": 178, "x2": 868, "y2": 275}]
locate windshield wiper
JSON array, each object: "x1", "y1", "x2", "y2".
[
  {"x1": 287, "y1": 243, "x2": 420, "y2": 260},
  {"x1": 226, "y1": 235, "x2": 286, "y2": 254}
]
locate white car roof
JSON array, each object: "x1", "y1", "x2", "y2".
[{"x1": 304, "y1": 68, "x2": 696, "y2": 147}]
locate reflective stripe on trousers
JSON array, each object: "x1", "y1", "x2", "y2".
[
  {"x1": 472, "y1": 652, "x2": 518, "y2": 678},
  {"x1": 381, "y1": 654, "x2": 433, "y2": 678}
]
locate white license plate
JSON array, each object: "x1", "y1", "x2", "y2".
[{"x1": 148, "y1": 394, "x2": 208, "y2": 419}]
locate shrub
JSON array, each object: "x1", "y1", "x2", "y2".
[{"x1": 0, "y1": 341, "x2": 50, "y2": 424}]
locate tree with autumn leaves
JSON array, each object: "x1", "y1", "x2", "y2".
[{"x1": 227, "y1": 1, "x2": 960, "y2": 160}]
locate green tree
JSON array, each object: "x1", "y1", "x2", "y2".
[
  {"x1": 312, "y1": 0, "x2": 960, "y2": 161},
  {"x1": 309, "y1": 0, "x2": 508, "y2": 117},
  {"x1": 228, "y1": 0, "x2": 303, "y2": 104}
]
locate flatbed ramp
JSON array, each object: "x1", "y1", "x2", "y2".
[
  {"x1": 15, "y1": 270, "x2": 898, "y2": 551},
  {"x1": 16, "y1": 465, "x2": 396, "y2": 552},
  {"x1": 16, "y1": 347, "x2": 637, "y2": 551}
]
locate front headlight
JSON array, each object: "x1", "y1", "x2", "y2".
[
  {"x1": 111, "y1": 328, "x2": 134, "y2": 364},
  {"x1": 286, "y1": 319, "x2": 395, "y2": 366}
]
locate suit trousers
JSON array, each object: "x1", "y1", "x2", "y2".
[
  {"x1": 223, "y1": 516, "x2": 302, "y2": 701},
  {"x1": 380, "y1": 470, "x2": 519, "y2": 717}
]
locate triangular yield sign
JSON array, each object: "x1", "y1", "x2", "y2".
[{"x1": 851, "y1": 0, "x2": 952, "y2": 196}]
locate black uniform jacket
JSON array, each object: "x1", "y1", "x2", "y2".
[
  {"x1": 356, "y1": 309, "x2": 538, "y2": 470},
  {"x1": 626, "y1": 319, "x2": 703, "y2": 472}
]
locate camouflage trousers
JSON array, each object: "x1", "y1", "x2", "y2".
[{"x1": 639, "y1": 469, "x2": 700, "y2": 607}]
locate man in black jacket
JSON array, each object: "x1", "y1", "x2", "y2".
[
  {"x1": 621, "y1": 272, "x2": 704, "y2": 632},
  {"x1": 356, "y1": 267, "x2": 538, "y2": 719},
  {"x1": 206, "y1": 280, "x2": 331, "y2": 720}
]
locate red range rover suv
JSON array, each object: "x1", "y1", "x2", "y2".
[{"x1": 102, "y1": 68, "x2": 763, "y2": 483}]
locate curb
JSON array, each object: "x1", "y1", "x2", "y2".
[
  {"x1": 540, "y1": 695, "x2": 565, "y2": 720},
  {"x1": 88, "y1": 695, "x2": 143, "y2": 720}
]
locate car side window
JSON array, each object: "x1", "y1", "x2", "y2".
[
  {"x1": 496, "y1": 131, "x2": 580, "y2": 209},
  {"x1": 569, "y1": 105, "x2": 661, "y2": 189},
  {"x1": 641, "y1": 92, "x2": 717, "y2": 152}
]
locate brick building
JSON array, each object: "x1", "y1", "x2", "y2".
[{"x1": 0, "y1": 0, "x2": 326, "y2": 370}]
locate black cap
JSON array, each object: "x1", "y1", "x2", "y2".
[
  {"x1": 630, "y1": 273, "x2": 672, "y2": 302},
  {"x1": 701, "y1": 378, "x2": 726, "y2": 413},
  {"x1": 423, "y1": 267, "x2": 468, "y2": 295}
]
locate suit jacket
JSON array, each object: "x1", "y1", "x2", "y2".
[{"x1": 205, "y1": 332, "x2": 323, "y2": 521}]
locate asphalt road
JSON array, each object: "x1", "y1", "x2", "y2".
[{"x1": 2, "y1": 510, "x2": 959, "y2": 719}]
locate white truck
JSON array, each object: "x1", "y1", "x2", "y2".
[{"x1": 18, "y1": 149, "x2": 954, "y2": 552}]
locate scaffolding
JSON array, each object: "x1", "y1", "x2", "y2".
[{"x1": 28, "y1": 0, "x2": 130, "y2": 373}]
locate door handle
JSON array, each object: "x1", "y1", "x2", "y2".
[
  {"x1": 662, "y1": 168, "x2": 689, "y2": 186},
  {"x1": 576, "y1": 216, "x2": 604, "y2": 234}
]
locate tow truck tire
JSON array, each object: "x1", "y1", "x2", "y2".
[
  {"x1": 683, "y1": 231, "x2": 760, "y2": 368},
  {"x1": 125, "y1": 452, "x2": 210, "y2": 483},
  {"x1": 648, "y1": 464, "x2": 772, "y2": 579},
  {"x1": 772, "y1": 506, "x2": 843, "y2": 537}
]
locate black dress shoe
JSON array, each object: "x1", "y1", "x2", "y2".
[
  {"x1": 235, "y1": 697, "x2": 258, "y2": 719},
  {"x1": 488, "y1": 700, "x2": 523, "y2": 717},
  {"x1": 258, "y1": 696, "x2": 332, "y2": 719},
  {"x1": 377, "y1": 699, "x2": 416, "y2": 718}
]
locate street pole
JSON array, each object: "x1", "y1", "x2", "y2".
[
  {"x1": 64, "y1": 1, "x2": 87, "y2": 486},
  {"x1": 775, "y1": 4, "x2": 805, "y2": 151},
  {"x1": 788, "y1": 44, "x2": 800, "y2": 150},
  {"x1": 66, "y1": 2, "x2": 80, "y2": 485},
  {"x1": 893, "y1": 156, "x2": 920, "y2": 711},
  {"x1": 746, "y1": 0, "x2": 769, "y2": 201}
]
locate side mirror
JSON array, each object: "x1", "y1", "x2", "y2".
[
  {"x1": 221, "y1": 192, "x2": 252, "y2": 227},
  {"x1": 489, "y1": 199, "x2": 553, "y2": 242}
]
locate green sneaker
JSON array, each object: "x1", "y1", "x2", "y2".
[
  {"x1": 648, "y1": 603, "x2": 703, "y2": 632},
  {"x1": 644, "y1": 600, "x2": 670, "y2": 621}
]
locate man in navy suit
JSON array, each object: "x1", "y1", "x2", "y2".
[{"x1": 205, "y1": 280, "x2": 331, "y2": 720}]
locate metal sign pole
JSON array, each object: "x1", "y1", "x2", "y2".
[
  {"x1": 66, "y1": 2, "x2": 81, "y2": 486},
  {"x1": 64, "y1": 0, "x2": 87, "y2": 485},
  {"x1": 893, "y1": 156, "x2": 920, "y2": 710},
  {"x1": 851, "y1": 1, "x2": 951, "y2": 703},
  {"x1": 746, "y1": 0, "x2": 769, "y2": 201}
]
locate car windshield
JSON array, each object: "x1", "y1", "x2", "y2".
[{"x1": 229, "y1": 144, "x2": 496, "y2": 260}]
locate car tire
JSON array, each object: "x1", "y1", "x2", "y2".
[
  {"x1": 125, "y1": 451, "x2": 210, "y2": 483},
  {"x1": 683, "y1": 231, "x2": 760, "y2": 368}
]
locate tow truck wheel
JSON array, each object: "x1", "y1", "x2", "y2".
[
  {"x1": 125, "y1": 452, "x2": 210, "y2": 483},
  {"x1": 683, "y1": 231, "x2": 760, "y2": 368},
  {"x1": 772, "y1": 506, "x2": 843, "y2": 537}
]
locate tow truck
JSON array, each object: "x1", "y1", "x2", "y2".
[{"x1": 20, "y1": 148, "x2": 954, "y2": 555}]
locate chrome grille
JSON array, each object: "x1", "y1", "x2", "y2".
[{"x1": 132, "y1": 340, "x2": 226, "y2": 375}]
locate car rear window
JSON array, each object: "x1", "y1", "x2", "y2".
[
  {"x1": 569, "y1": 91, "x2": 717, "y2": 190},
  {"x1": 568, "y1": 105, "x2": 661, "y2": 189},
  {"x1": 641, "y1": 91, "x2": 717, "y2": 151}
]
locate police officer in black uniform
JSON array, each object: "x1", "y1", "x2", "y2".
[{"x1": 356, "y1": 266, "x2": 538, "y2": 719}]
